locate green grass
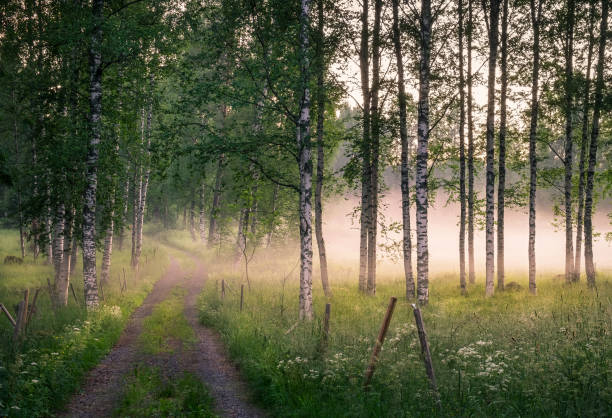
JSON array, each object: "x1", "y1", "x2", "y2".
[
  {"x1": 139, "y1": 286, "x2": 196, "y2": 354},
  {"x1": 197, "y1": 244, "x2": 612, "y2": 417},
  {"x1": 0, "y1": 228, "x2": 170, "y2": 417},
  {"x1": 114, "y1": 366, "x2": 216, "y2": 417}
]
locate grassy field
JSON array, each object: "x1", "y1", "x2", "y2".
[
  {"x1": 193, "y1": 235, "x2": 612, "y2": 417},
  {"x1": 0, "y1": 228, "x2": 169, "y2": 416}
]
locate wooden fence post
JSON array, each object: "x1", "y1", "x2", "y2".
[
  {"x1": 70, "y1": 283, "x2": 79, "y2": 305},
  {"x1": 221, "y1": 280, "x2": 225, "y2": 300},
  {"x1": 25, "y1": 288, "x2": 40, "y2": 331},
  {"x1": 13, "y1": 289, "x2": 29, "y2": 343},
  {"x1": 363, "y1": 297, "x2": 397, "y2": 389},
  {"x1": 0, "y1": 303, "x2": 16, "y2": 327},
  {"x1": 322, "y1": 303, "x2": 331, "y2": 346},
  {"x1": 411, "y1": 303, "x2": 441, "y2": 410},
  {"x1": 240, "y1": 284, "x2": 244, "y2": 312}
]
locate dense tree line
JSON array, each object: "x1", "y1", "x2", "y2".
[{"x1": 0, "y1": 0, "x2": 609, "y2": 316}]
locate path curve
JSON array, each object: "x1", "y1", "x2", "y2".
[{"x1": 61, "y1": 254, "x2": 266, "y2": 418}]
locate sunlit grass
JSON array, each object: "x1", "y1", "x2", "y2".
[
  {"x1": 195, "y1": 238, "x2": 612, "y2": 417},
  {"x1": 0, "y1": 228, "x2": 171, "y2": 417},
  {"x1": 139, "y1": 286, "x2": 196, "y2": 354}
]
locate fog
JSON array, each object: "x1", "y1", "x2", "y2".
[{"x1": 321, "y1": 188, "x2": 612, "y2": 277}]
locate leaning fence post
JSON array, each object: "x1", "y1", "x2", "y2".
[
  {"x1": 363, "y1": 297, "x2": 397, "y2": 389},
  {"x1": 411, "y1": 303, "x2": 441, "y2": 410},
  {"x1": 25, "y1": 288, "x2": 40, "y2": 331},
  {"x1": 322, "y1": 303, "x2": 331, "y2": 346},
  {"x1": 13, "y1": 289, "x2": 29, "y2": 343},
  {"x1": 70, "y1": 283, "x2": 79, "y2": 305},
  {"x1": 240, "y1": 284, "x2": 244, "y2": 312},
  {"x1": 0, "y1": 303, "x2": 16, "y2": 327}
]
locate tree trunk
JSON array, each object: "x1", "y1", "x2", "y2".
[
  {"x1": 392, "y1": 0, "x2": 414, "y2": 299},
  {"x1": 189, "y1": 197, "x2": 197, "y2": 241},
  {"x1": 563, "y1": 0, "x2": 576, "y2": 283},
  {"x1": 484, "y1": 0, "x2": 501, "y2": 298},
  {"x1": 136, "y1": 99, "x2": 153, "y2": 265},
  {"x1": 358, "y1": 0, "x2": 371, "y2": 293},
  {"x1": 118, "y1": 164, "x2": 130, "y2": 251},
  {"x1": 528, "y1": 0, "x2": 543, "y2": 295},
  {"x1": 416, "y1": 0, "x2": 432, "y2": 306},
  {"x1": 59, "y1": 208, "x2": 74, "y2": 306},
  {"x1": 497, "y1": 0, "x2": 508, "y2": 291},
  {"x1": 53, "y1": 203, "x2": 66, "y2": 306},
  {"x1": 267, "y1": 184, "x2": 279, "y2": 248},
  {"x1": 467, "y1": 0, "x2": 475, "y2": 284},
  {"x1": 366, "y1": 0, "x2": 382, "y2": 296},
  {"x1": 70, "y1": 237, "x2": 78, "y2": 275},
  {"x1": 315, "y1": 0, "x2": 331, "y2": 298},
  {"x1": 208, "y1": 155, "x2": 224, "y2": 246},
  {"x1": 45, "y1": 179, "x2": 53, "y2": 264},
  {"x1": 199, "y1": 183, "x2": 207, "y2": 242},
  {"x1": 298, "y1": 0, "x2": 314, "y2": 320},
  {"x1": 11, "y1": 91, "x2": 25, "y2": 259},
  {"x1": 584, "y1": 0, "x2": 607, "y2": 288},
  {"x1": 235, "y1": 208, "x2": 246, "y2": 262},
  {"x1": 458, "y1": 0, "x2": 467, "y2": 294},
  {"x1": 101, "y1": 203, "x2": 115, "y2": 284},
  {"x1": 82, "y1": 0, "x2": 103, "y2": 308},
  {"x1": 131, "y1": 162, "x2": 142, "y2": 269},
  {"x1": 574, "y1": 1, "x2": 595, "y2": 281}
]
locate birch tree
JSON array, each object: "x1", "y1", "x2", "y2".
[
  {"x1": 392, "y1": 0, "x2": 414, "y2": 299},
  {"x1": 584, "y1": 0, "x2": 608, "y2": 288},
  {"x1": 484, "y1": 0, "x2": 501, "y2": 297}
]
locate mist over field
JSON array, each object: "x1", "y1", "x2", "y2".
[{"x1": 322, "y1": 189, "x2": 612, "y2": 275}]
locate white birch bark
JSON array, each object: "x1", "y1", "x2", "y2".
[
  {"x1": 82, "y1": 0, "x2": 103, "y2": 308},
  {"x1": 584, "y1": 0, "x2": 607, "y2": 288},
  {"x1": 298, "y1": 0, "x2": 314, "y2": 320},
  {"x1": 53, "y1": 203, "x2": 66, "y2": 306},
  {"x1": 416, "y1": 0, "x2": 432, "y2": 305},
  {"x1": 528, "y1": 0, "x2": 543, "y2": 295},
  {"x1": 392, "y1": 0, "x2": 414, "y2": 299},
  {"x1": 484, "y1": 0, "x2": 501, "y2": 297}
]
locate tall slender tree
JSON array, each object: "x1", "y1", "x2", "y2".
[
  {"x1": 367, "y1": 0, "x2": 382, "y2": 295},
  {"x1": 358, "y1": 0, "x2": 371, "y2": 293},
  {"x1": 584, "y1": 0, "x2": 608, "y2": 288},
  {"x1": 315, "y1": 0, "x2": 331, "y2": 297},
  {"x1": 528, "y1": 0, "x2": 543, "y2": 295},
  {"x1": 297, "y1": 0, "x2": 314, "y2": 320},
  {"x1": 574, "y1": 0, "x2": 596, "y2": 280},
  {"x1": 458, "y1": 0, "x2": 467, "y2": 294},
  {"x1": 392, "y1": 0, "x2": 414, "y2": 299},
  {"x1": 497, "y1": 0, "x2": 509, "y2": 291},
  {"x1": 82, "y1": 0, "x2": 103, "y2": 308},
  {"x1": 416, "y1": 0, "x2": 432, "y2": 305},
  {"x1": 562, "y1": 0, "x2": 576, "y2": 283},
  {"x1": 484, "y1": 0, "x2": 501, "y2": 297},
  {"x1": 467, "y1": 0, "x2": 476, "y2": 284}
]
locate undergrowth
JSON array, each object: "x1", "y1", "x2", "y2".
[
  {"x1": 0, "y1": 228, "x2": 170, "y2": 417},
  {"x1": 197, "y1": 241, "x2": 612, "y2": 417}
]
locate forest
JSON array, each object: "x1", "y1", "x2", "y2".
[{"x1": 0, "y1": 0, "x2": 610, "y2": 416}]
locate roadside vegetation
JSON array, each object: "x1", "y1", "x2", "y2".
[
  {"x1": 0, "y1": 229, "x2": 168, "y2": 417},
  {"x1": 198, "y1": 241, "x2": 612, "y2": 417}
]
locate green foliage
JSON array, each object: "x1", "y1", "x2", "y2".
[
  {"x1": 0, "y1": 229, "x2": 170, "y2": 417},
  {"x1": 114, "y1": 366, "x2": 216, "y2": 418},
  {"x1": 198, "y1": 253, "x2": 612, "y2": 417}
]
